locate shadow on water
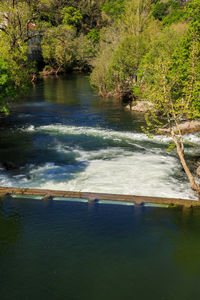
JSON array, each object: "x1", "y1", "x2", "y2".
[
  {"x1": 1, "y1": 198, "x2": 200, "y2": 299},
  {"x1": 0, "y1": 197, "x2": 22, "y2": 257}
]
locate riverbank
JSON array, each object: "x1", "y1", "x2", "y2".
[
  {"x1": 126, "y1": 101, "x2": 200, "y2": 133},
  {"x1": 125, "y1": 100, "x2": 154, "y2": 113},
  {"x1": 158, "y1": 120, "x2": 200, "y2": 135}
]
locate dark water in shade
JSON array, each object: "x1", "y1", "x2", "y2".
[{"x1": 1, "y1": 197, "x2": 200, "y2": 300}]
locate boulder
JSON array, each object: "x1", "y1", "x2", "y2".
[
  {"x1": 159, "y1": 120, "x2": 200, "y2": 135},
  {"x1": 125, "y1": 101, "x2": 154, "y2": 113}
]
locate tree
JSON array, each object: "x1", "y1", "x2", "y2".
[
  {"x1": 90, "y1": 24, "x2": 122, "y2": 96},
  {"x1": 139, "y1": 23, "x2": 200, "y2": 195},
  {"x1": 62, "y1": 6, "x2": 83, "y2": 29},
  {"x1": 101, "y1": 0, "x2": 125, "y2": 21},
  {"x1": 0, "y1": 1, "x2": 36, "y2": 113},
  {"x1": 0, "y1": 1, "x2": 37, "y2": 48},
  {"x1": 0, "y1": 58, "x2": 16, "y2": 114},
  {"x1": 152, "y1": 1, "x2": 169, "y2": 21},
  {"x1": 74, "y1": 34, "x2": 95, "y2": 71},
  {"x1": 91, "y1": 0, "x2": 159, "y2": 98},
  {"x1": 123, "y1": 0, "x2": 153, "y2": 36},
  {"x1": 104, "y1": 35, "x2": 145, "y2": 96},
  {"x1": 41, "y1": 25, "x2": 76, "y2": 73}
]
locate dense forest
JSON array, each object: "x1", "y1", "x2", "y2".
[
  {"x1": 0, "y1": 0, "x2": 199, "y2": 106},
  {"x1": 0, "y1": 0, "x2": 200, "y2": 194}
]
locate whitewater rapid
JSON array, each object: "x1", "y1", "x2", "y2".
[{"x1": 0, "y1": 124, "x2": 199, "y2": 200}]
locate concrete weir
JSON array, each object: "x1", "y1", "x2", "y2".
[{"x1": 0, "y1": 186, "x2": 199, "y2": 208}]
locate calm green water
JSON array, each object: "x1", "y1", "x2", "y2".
[{"x1": 0, "y1": 197, "x2": 200, "y2": 300}]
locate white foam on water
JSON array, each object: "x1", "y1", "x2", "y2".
[
  {"x1": 24, "y1": 124, "x2": 163, "y2": 142},
  {"x1": 1, "y1": 125, "x2": 199, "y2": 200},
  {"x1": 9, "y1": 151, "x2": 194, "y2": 200},
  {"x1": 0, "y1": 173, "x2": 13, "y2": 187},
  {"x1": 73, "y1": 147, "x2": 133, "y2": 161},
  {"x1": 56, "y1": 154, "x2": 195, "y2": 199},
  {"x1": 23, "y1": 124, "x2": 200, "y2": 146},
  {"x1": 26, "y1": 125, "x2": 35, "y2": 132}
]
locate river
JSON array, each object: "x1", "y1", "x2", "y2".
[
  {"x1": 1, "y1": 75, "x2": 200, "y2": 300},
  {"x1": 0, "y1": 74, "x2": 199, "y2": 199},
  {"x1": 1, "y1": 196, "x2": 200, "y2": 300}
]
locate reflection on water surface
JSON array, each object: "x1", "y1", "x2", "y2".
[{"x1": 0, "y1": 198, "x2": 200, "y2": 300}]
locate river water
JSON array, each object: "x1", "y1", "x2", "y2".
[
  {"x1": 0, "y1": 74, "x2": 199, "y2": 199},
  {"x1": 1, "y1": 197, "x2": 200, "y2": 300},
  {"x1": 1, "y1": 75, "x2": 200, "y2": 300}
]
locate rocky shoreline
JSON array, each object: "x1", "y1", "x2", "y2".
[
  {"x1": 125, "y1": 100, "x2": 200, "y2": 178},
  {"x1": 126, "y1": 101, "x2": 200, "y2": 134},
  {"x1": 125, "y1": 100, "x2": 154, "y2": 113},
  {"x1": 158, "y1": 121, "x2": 200, "y2": 135}
]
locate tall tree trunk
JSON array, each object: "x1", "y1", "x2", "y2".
[{"x1": 171, "y1": 130, "x2": 200, "y2": 196}]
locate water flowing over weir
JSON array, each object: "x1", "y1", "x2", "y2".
[{"x1": 0, "y1": 74, "x2": 199, "y2": 200}]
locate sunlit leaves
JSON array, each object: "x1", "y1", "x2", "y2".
[
  {"x1": 0, "y1": 1, "x2": 36, "y2": 113},
  {"x1": 62, "y1": 7, "x2": 83, "y2": 29}
]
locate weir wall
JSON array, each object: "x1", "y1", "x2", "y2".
[{"x1": 0, "y1": 187, "x2": 199, "y2": 208}]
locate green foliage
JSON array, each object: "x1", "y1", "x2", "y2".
[
  {"x1": 0, "y1": 49, "x2": 32, "y2": 113},
  {"x1": 172, "y1": 32, "x2": 200, "y2": 115},
  {"x1": 166, "y1": 142, "x2": 176, "y2": 152},
  {"x1": 137, "y1": 7, "x2": 200, "y2": 193},
  {"x1": 123, "y1": 0, "x2": 153, "y2": 36},
  {"x1": 162, "y1": 9, "x2": 184, "y2": 25},
  {"x1": 163, "y1": 1, "x2": 185, "y2": 25},
  {"x1": 152, "y1": 1, "x2": 169, "y2": 20},
  {"x1": 105, "y1": 35, "x2": 143, "y2": 94},
  {"x1": 90, "y1": 24, "x2": 120, "y2": 95},
  {"x1": 138, "y1": 28, "x2": 182, "y2": 128},
  {"x1": 101, "y1": 0, "x2": 125, "y2": 20},
  {"x1": 0, "y1": 0, "x2": 37, "y2": 113},
  {"x1": 1, "y1": 0, "x2": 199, "y2": 116},
  {"x1": 41, "y1": 24, "x2": 96, "y2": 72},
  {"x1": 185, "y1": 0, "x2": 200, "y2": 34},
  {"x1": 86, "y1": 29, "x2": 100, "y2": 43},
  {"x1": 74, "y1": 34, "x2": 96, "y2": 70},
  {"x1": 41, "y1": 25, "x2": 76, "y2": 71},
  {"x1": 91, "y1": 0, "x2": 159, "y2": 97},
  {"x1": 0, "y1": 58, "x2": 15, "y2": 114},
  {"x1": 33, "y1": 0, "x2": 106, "y2": 72},
  {"x1": 131, "y1": 85, "x2": 142, "y2": 98},
  {"x1": 0, "y1": 1, "x2": 33, "y2": 47},
  {"x1": 152, "y1": 0, "x2": 185, "y2": 25},
  {"x1": 138, "y1": 20, "x2": 200, "y2": 135},
  {"x1": 62, "y1": 7, "x2": 83, "y2": 29}
]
